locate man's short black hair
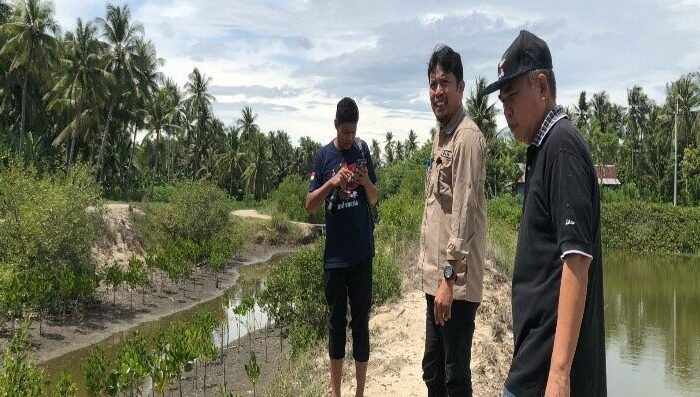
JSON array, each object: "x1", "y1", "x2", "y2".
[
  {"x1": 336, "y1": 97, "x2": 359, "y2": 124},
  {"x1": 428, "y1": 45, "x2": 463, "y2": 82},
  {"x1": 528, "y1": 69, "x2": 557, "y2": 100}
]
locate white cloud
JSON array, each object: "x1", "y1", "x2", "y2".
[{"x1": 51, "y1": 0, "x2": 700, "y2": 145}]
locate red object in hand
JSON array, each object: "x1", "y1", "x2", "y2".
[{"x1": 340, "y1": 162, "x2": 359, "y2": 191}]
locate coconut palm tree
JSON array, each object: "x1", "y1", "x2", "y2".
[
  {"x1": 384, "y1": 131, "x2": 394, "y2": 164},
  {"x1": 465, "y1": 76, "x2": 498, "y2": 141},
  {"x1": 184, "y1": 67, "x2": 215, "y2": 177},
  {"x1": 96, "y1": 3, "x2": 143, "y2": 179},
  {"x1": 268, "y1": 130, "x2": 294, "y2": 184},
  {"x1": 370, "y1": 138, "x2": 382, "y2": 168},
  {"x1": 243, "y1": 132, "x2": 270, "y2": 199},
  {"x1": 292, "y1": 136, "x2": 320, "y2": 176},
  {"x1": 666, "y1": 73, "x2": 700, "y2": 150},
  {"x1": 215, "y1": 126, "x2": 244, "y2": 197},
  {"x1": 627, "y1": 86, "x2": 652, "y2": 174},
  {"x1": 0, "y1": 0, "x2": 58, "y2": 154},
  {"x1": 144, "y1": 86, "x2": 176, "y2": 179},
  {"x1": 45, "y1": 18, "x2": 113, "y2": 169},
  {"x1": 237, "y1": 106, "x2": 259, "y2": 144},
  {"x1": 405, "y1": 129, "x2": 418, "y2": 157}
]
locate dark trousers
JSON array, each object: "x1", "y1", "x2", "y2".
[
  {"x1": 422, "y1": 294, "x2": 479, "y2": 397},
  {"x1": 324, "y1": 260, "x2": 372, "y2": 362}
]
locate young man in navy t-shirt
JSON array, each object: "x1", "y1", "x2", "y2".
[{"x1": 305, "y1": 97, "x2": 378, "y2": 397}]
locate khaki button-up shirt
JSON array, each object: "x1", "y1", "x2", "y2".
[{"x1": 418, "y1": 105, "x2": 486, "y2": 302}]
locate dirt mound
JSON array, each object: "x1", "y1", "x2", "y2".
[{"x1": 91, "y1": 203, "x2": 145, "y2": 270}]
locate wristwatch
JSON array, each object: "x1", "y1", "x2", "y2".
[{"x1": 443, "y1": 264, "x2": 456, "y2": 281}]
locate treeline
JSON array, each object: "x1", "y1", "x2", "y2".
[
  {"x1": 466, "y1": 75, "x2": 700, "y2": 205},
  {"x1": 0, "y1": 0, "x2": 324, "y2": 201},
  {"x1": 4, "y1": 1, "x2": 698, "y2": 206}
]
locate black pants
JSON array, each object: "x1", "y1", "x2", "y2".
[
  {"x1": 422, "y1": 294, "x2": 479, "y2": 397},
  {"x1": 324, "y1": 260, "x2": 372, "y2": 362}
]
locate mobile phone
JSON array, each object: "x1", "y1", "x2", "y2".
[{"x1": 356, "y1": 158, "x2": 367, "y2": 171}]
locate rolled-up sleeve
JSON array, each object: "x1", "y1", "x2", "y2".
[{"x1": 447, "y1": 129, "x2": 485, "y2": 270}]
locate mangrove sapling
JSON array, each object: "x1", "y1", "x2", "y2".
[
  {"x1": 103, "y1": 262, "x2": 124, "y2": 309},
  {"x1": 244, "y1": 352, "x2": 261, "y2": 397},
  {"x1": 55, "y1": 370, "x2": 77, "y2": 397},
  {"x1": 115, "y1": 331, "x2": 150, "y2": 396},
  {"x1": 193, "y1": 311, "x2": 219, "y2": 393},
  {"x1": 168, "y1": 322, "x2": 193, "y2": 397},
  {"x1": 126, "y1": 257, "x2": 149, "y2": 309},
  {"x1": 151, "y1": 331, "x2": 176, "y2": 397},
  {"x1": 57, "y1": 268, "x2": 76, "y2": 323},
  {"x1": 81, "y1": 347, "x2": 107, "y2": 397},
  {"x1": 0, "y1": 326, "x2": 49, "y2": 397},
  {"x1": 27, "y1": 273, "x2": 52, "y2": 336}
]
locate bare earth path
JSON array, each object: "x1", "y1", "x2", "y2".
[{"x1": 340, "y1": 260, "x2": 514, "y2": 397}]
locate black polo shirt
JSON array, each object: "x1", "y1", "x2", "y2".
[{"x1": 505, "y1": 117, "x2": 606, "y2": 397}]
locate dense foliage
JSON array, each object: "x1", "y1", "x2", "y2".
[{"x1": 0, "y1": 162, "x2": 102, "y2": 328}]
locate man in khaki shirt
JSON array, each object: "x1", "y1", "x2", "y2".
[{"x1": 419, "y1": 45, "x2": 487, "y2": 397}]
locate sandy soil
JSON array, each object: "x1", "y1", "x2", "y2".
[
  {"x1": 338, "y1": 260, "x2": 514, "y2": 397},
  {"x1": 232, "y1": 208, "x2": 323, "y2": 239},
  {"x1": 91, "y1": 203, "x2": 146, "y2": 269}
]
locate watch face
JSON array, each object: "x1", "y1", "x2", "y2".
[{"x1": 444, "y1": 266, "x2": 453, "y2": 279}]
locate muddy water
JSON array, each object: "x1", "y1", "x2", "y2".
[
  {"x1": 41, "y1": 250, "x2": 292, "y2": 396},
  {"x1": 605, "y1": 251, "x2": 700, "y2": 396}
]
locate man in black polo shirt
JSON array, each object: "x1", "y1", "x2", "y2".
[
  {"x1": 305, "y1": 97, "x2": 378, "y2": 397},
  {"x1": 483, "y1": 30, "x2": 606, "y2": 397}
]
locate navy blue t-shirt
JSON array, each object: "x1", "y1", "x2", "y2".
[{"x1": 308, "y1": 139, "x2": 377, "y2": 269}]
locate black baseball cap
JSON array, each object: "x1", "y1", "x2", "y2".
[{"x1": 484, "y1": 30, "x2": 553, "y2": 95}]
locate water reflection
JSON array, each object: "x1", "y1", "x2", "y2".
[{"x1": 605, "y1": 251, "x2": 700, "y2": 396}]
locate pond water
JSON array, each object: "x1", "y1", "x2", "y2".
[{"x1": 605, "y1": 251, "x2": 700, "y2": 396}]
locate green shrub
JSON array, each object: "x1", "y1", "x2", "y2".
[
  {"x1": 81, "y1": 347, "x2": 107, "y2": 397},
  {"x1": 269, "y1": 175, "x2": 322, "y2": 223},
  {"x1": 54, "y1": 370, "x2": 77, "y2": 397},
  {"x1": 602, "y1": 201, "x2": 700, "y2": 255},
  {"x1": 372, "y1": 251, "x2": 401, "y2": 305},
  {"x1": 260, "y1": 243, "x2": 326, "y2": 353},
  {"x1": 150, "y1": 183, "x2": 179, "y2": 203},
  {"x1": 0, "y1": 327, "x2": 48, "y2": 397},
  {"x1": 377, "y1": 144, "x2": 430, "y2": 199},
  {"x1": 487, "y1": 194, "x2": 522, "y2": 228},
  {"x1": 0, "y1": 162, "x2": 102, "y2": 318},
  {"x1": 168, "y1": 181, "x2": 232, "y2": 244},
  {"x1": 207, "y1": 222, "x2": 245, "y2": 287},
  {"x1": 376, "y1": 188, "x2": 423, "y2": 247}
]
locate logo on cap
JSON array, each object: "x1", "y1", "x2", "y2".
[{"x1": 498, "y1": 57, "x2": 506, "y2": 79}]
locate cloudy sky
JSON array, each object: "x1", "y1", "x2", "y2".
[{"x1": 52, "y1": 0, "x2": 700, "y2": 146}]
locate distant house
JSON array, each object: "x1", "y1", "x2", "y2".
[{"x1": 514, "y1": 163, "x2": 621, "y2": 195}]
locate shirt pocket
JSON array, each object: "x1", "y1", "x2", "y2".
[{"x1": 436, "y1": 153, "x2": 453, "y2": 198}]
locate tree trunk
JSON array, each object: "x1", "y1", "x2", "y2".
[
  {"x1": 130, "y1": 124, "x2": 138, "y2": 168},
  {"x1": 19, "y1": 74, "x2": 28, "y2": 155},
  {"x1": 203, "y1": 361, "x2": 207, "y2": 394},
  {"x1": 229, "y1": 170, "x2": 234, "y2": 197},
  {"x1": 98, "y1": 104, "x2": 114, "y2": 180}
]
